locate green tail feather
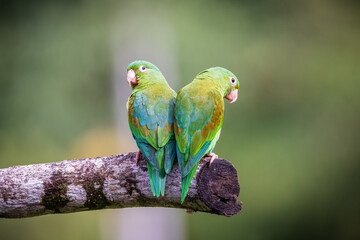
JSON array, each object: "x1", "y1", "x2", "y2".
[
  {"x1": 147, "y1": 162, "x2": 167, "y2": 197},
  {"x1": 147, "y1": 162, "x2": 159, "y2": 196},
  {"x1": 147, "y1": 147, "x2": 167, "y2": 197},
  {"x1": 181, "y1": 163, "x2": 198, "y2": 203},
  {"x1": 159, "y1": 174, "x2": 166, "y2": 196}
]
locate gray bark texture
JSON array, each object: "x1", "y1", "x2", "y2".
[{"x1": 0, "y1": 152, "x2": 242, "y2": 218}]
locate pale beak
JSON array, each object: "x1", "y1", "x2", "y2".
[
  {"x1": 225, "y1": 89, "x2": 238, "y2": 103},
  {"x1": 127, "y1": 69, "x2": 137, "y2": 86}
]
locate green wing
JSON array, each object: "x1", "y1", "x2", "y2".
[
  {"x1": 175, "y1": 83, "x2": 224, "y2": 202},
  {"x1": 128, "y1": 87, "x2": 176, "y2": 196}
]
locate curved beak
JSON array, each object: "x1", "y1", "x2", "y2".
[
  {"x1": 225, "y1": 89, "x2": 238, "y2": 103},
  {"x1": 127, "y1": 69, "x2": 137, "y2": 86}
]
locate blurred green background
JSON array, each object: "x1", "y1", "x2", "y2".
[{"x1": 0, "y1": 0, "x2": 359, "y2": 239}]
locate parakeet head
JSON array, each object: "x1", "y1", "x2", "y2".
[
  {"x1": 197, "y1": 67, "x2": 239, "y2": 103},
  {"x1": 126, "y1": 60, "x2": 166, "y2": 90}
]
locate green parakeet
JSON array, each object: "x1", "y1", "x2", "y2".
[
  {"x1": 174, "y1": 67, "x2": 239, "y2": 203},
  {"x1": 126, "y1": 60, "x2": 176, "y2": 197}
]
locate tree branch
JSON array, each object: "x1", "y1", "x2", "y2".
[{"x1": 0, "y1": 152, "x2": 242, "y2": 218}]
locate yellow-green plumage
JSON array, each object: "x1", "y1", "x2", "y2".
[
  {"x1": 127, "y1": 60, "x2": 176, "y2": 197},
  {"x1": 175, "y1": 67, "x2": 239, "y2": 203}
]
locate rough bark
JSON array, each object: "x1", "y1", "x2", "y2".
[{"x1": 0, "y1": 152, "x2": 242, "y2": 218}]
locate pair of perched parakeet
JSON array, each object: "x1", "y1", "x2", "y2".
[{"x1": 126, "y1": 60, "x2": 239, "y2": 203}]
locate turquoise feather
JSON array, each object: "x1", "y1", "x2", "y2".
[
  {"x1": 127, "y1": 60, "x2": 176, "y2": 197},
  {"x1": 174, "y1": 67, "x2": 239, "y2": 203}
]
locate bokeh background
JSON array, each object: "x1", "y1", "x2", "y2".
[{"x1": 0, "y1": 0, "x2": 359, "y2": 239}]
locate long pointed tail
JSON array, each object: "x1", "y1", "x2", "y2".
[
  {"x1": 181, "y1": 163, "x2": 198, "y2": 203},
  {"x1": 147, "y1": 162, "x2": 167, "y2": 197},
  {"x1": 147, "y1": 147, "x2": 168, "y2": 197},
  {"x1": 159, "y1": 174, "x2": 166, "y2": 196},
  {"x1": 147, "y1": 162, "x2": 158, "y2": 196}
]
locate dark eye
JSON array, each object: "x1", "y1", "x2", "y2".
[
  {"x1": 230, "y1": 77, "x2": 236, "y2": 85},
  {"x1": 139, "y1": 65, "x2": 147, "y2": 72}
]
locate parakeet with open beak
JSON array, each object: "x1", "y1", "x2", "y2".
[
  {"x1": 174, "y1": 67, "x2": 239, "y2": 203},
  {"x1": 126, "y1": 60, "x2": 176, "y2": 197}
]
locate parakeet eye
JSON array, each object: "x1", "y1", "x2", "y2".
[
  {"x1": 230, "y1": 77, "x2": 236, "y2": 86},
  {"x1": 139, "y1": 65, "x2": 147, "y2": 72}
]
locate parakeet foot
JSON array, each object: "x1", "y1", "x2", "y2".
[
  {"x1": 135, "y1": 150, "x2": 141, "y2": 165},
  {"x1": 206, "y1": 153, "x2": 218, "y2": 166}
]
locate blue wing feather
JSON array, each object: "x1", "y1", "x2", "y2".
[
  {"x1": 164, "y1": 137, "x2": 176, "y2": 174},
  {"x1": 129, "y1": 89, "x2": 176, "y2": 197},
  {"x1": 135, "y1": 139, "x2": 160, "y2": 170},
  {"x1": 183, "y1": 140, "x2": 212, "y2": 176}
]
